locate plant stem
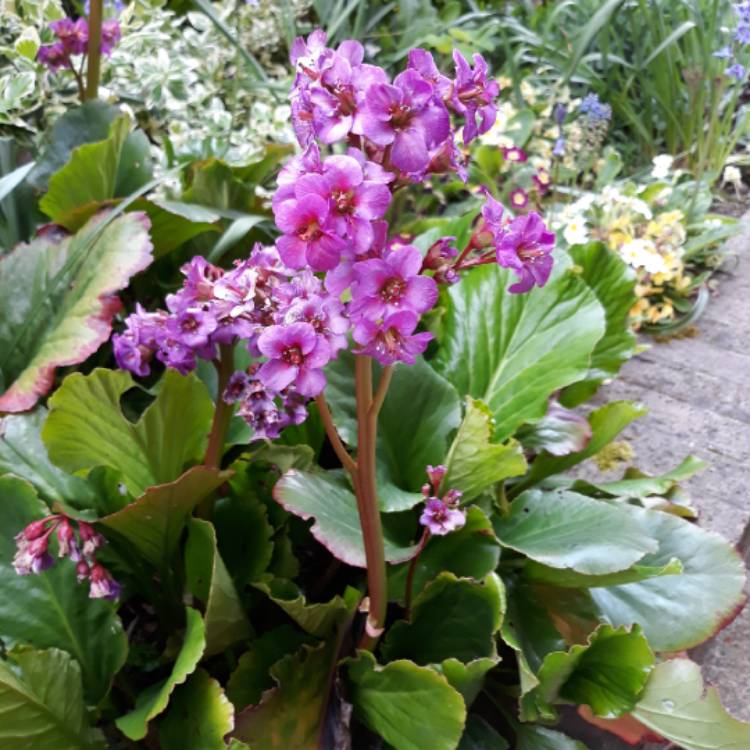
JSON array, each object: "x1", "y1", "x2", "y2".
[
  {"x1": 369, "y1": 365, "x2": 392, "y2": 417},
  {"x1": 204, "y1": 344, "x2": 235, "y2": 469},
  {"x1": 85, "y1": 0, "x2": 103, "y2": 101},
  {"x1": 315, "y1": 394, "x2": 358, "y2": 478},
  {"x1": 404, "y1": 528, "x2": 429, "y2": 619},
  {"x1": 354, "y1": 355, "x2": 389, "y2": 650},
  {"x1": 496, "y1": 482, "x2": 510, "y2": 518}
]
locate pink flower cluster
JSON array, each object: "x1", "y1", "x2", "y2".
[
  {"x1": 13, "y1": 515, "x2": 120, "y2": 600},
  {"x1": 113, "y1": 30, "x2": 557, "y2": 438},
  {"x1": 37, "y1": 16, "x2": 120, "y2": 71},
  {"x1": 418, "y1": 465, "x2": 466, "y2": 536}
]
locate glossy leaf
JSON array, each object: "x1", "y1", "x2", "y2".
[
  {"x1": 494, "y1": 489, "x2": 656, "y2": 575},
  {"x1": 43, "y1": 369, "x2": 214, "y2": 496},
  {"x1": 159, "y1": 669, "x2": 234, "y2": 750},
  {"x1": 437, "y1": 657, "x2": 499, "y2": 707},
  {"x1": 0, "y1": 408, "x2": 90, "y2": 505},
  {"x1": 512, "y1": 401, "x2": 647, "y2": 495},
  {"x1": 443, "y1": 398, "x2": 527, "y2": 502},
  {"x1": 185, "y1": 519, "x2": 252, "y2": 656},
  {"x1": 233, "y1": 639, "x2": 339, "y2": 749},
  {"x1": 0, "y1": 214, "x2": 153, "y2": 412},
  {"x1": 590, "y1": 505, "x2": 747, "y2": 651},
  {"x1": 116, "y1": 607, "x2": 206, "y2": 741},
  {"x1": 434, "y1": 263, "x2": 605, "y2": 441},
  {"x1": 0, "y1": 476, "x2": 127, "y2": 704},
  {"x1": 346, "y1": 651, "x2": 466, "y2": 750},
  {"x1": 458, "y1": 715, "x2": 509, "y2": 750},
  {"x1": 524, "y1": 558, "x2": 683, "y2": 588},
  {"x1": 273, "y1": 469, "x2": 419, "y2": 567},
  {"x1": 388, "y1": 507, "x2": 501, "y2": 602},
  {"x1": 0, "y1": 647, "x2": 106, "y2": 750},
  {"x1": 561, "y1": 243, "x2": 637, "y2": 406},
  {"x1": 100, "y1": 466, "x2": 228, "y2": 570},
  {"x1": 632, "y1": 659, "x2": 750, "y2": 749},
  {"x1": 531, "y1": 624, "x2": 653, "y2": 719},
  {"x1": 382, "y1": 573, "x2": 503, "y2": 665},
  {"x1": 40, "y1": 117, "x2": 152, "y2": 231},
  {"x1": 227, "y1": 626, "x2": 311, "y2": 711},
  {"x1": 254, "y1": 579, "x2": 360, "y2": 638}
]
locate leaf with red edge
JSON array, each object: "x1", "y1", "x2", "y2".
[
  {"x1": 0, "y1": 212, "x2": 153, "y2": 412},
  {"x1": 577, "y1": 705, "x2": 664, "y2": 746}
]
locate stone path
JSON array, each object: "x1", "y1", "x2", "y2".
[{"x1": 566, "y1": 215, "x2": 750, "y2": 746}]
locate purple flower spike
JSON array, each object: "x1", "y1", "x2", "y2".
[
  {"x1": 357, "y1": 69, "x2": 450, "y2": 173},
  {"x1": 257, "y1": 322, "x2": 331, "y2": 397},
  {"x1": 450, "y1": 51, "x2": 499, "y2": 143},
  {"x1": 419, "y1": 498, "x2": 466, "y2": 536},
  {"x1": 495, "y1": 213, "x2": 556, "y2": 294}
]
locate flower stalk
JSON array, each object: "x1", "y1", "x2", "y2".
[{"x1": 85, "y1": 0, "x2": 103, "y2": 100}]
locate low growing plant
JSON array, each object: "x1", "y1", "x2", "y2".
[{"x1": 0, "y1": 25, "x2": 747, "y2": 750}]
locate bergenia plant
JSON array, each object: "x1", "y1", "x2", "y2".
[{"x1": 109, "y1": 30, "x2": 553, "y2": 645}]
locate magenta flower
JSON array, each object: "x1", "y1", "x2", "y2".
[
  {"x1": 353, "y1": 310, "x2": 433, "y2": 366},
  {"x1": 37, "y1": 42, "x2": 69, "y2": 70},
  {"x1": 495, "y1": 212, "x2": 555, "y2": 293},
  {"x1": 356, "y1": 69, "x2": 450, "y2": 173},
  {"x1": 101, "y1": 19, "x2": 121, "y2": 55},
  {"x1": 509, "y1": 188, "x2": 529, "y2": 210},
  {"x1": 419, "y1": 498, "x2": 466, "y2": 536},
  {"x1": 50, "y1": 17, "x2": 88, "y2": 55},
  {"x1": 89, "y1": 563, "x2": 121, "y2": 600},
  {"x1": 407, "y1": 48, "x2": 452, "y2": 97},
  {"x1": 502, "y1": 146, "x2": 527, "y2": 163},
  {"x1": 274, "y1": 194, "x2": 346, "y2": 271},
  {"x1": 350, "y1": 245, "x2": 438, "y2": 320},
  {"x1": 533, "y1": 168, "x2": 551, "y2": 195},
  {"x1": 257, "y1": 322, "x2": 331, "y2": 396},
  {"x1": 450, "y1": 51, "x2": 499, "y2": 143}
]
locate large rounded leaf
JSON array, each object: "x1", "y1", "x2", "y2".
[
  {"x1": 0, "y1": 213, "x2": 153, "y2": 412},
  {"x1": 589, "y1": 506, "x2": 747, "y2": 651},
  {"x1": 433, "y1": 262, "x2": 605, "y2": 441},
  {"x1": 0, "y1": 476, "x2": 127, "y2": 704}
]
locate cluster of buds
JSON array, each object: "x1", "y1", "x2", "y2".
[
  {"x1": 418, "y1": 465, "x2": 466, "y2": 536},
  {"x1": 37, "y1": 16, "x2": 120, "y2": 72},
  {"x1": 13, "y1": 515, "x2": 120, "y2": 600}
]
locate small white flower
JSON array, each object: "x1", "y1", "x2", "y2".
[
  {"x1": 563, "y1": 218, "x2": 589, "y2": 245},
  {"x1": 651, "y1": 154, "x2": 674, "y2": 180},
  {"x1": 620, "y1": 239, "x2": 668, "y2": 274},
  {"x1": 723, "y1": 165, "x2": 742, "y2": 186}
]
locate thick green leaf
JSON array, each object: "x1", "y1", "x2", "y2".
[
  {"x1": 570, "y1": 455, "x2": 707, "y2": 499},
  {"x1": 530, "y1": 624, "x2": 653, "y2": 720},
  {"x1": 458, "y1": 715, "x2": 509, "y2": 749},
  {"x1": 227, "y1": 626, "x2": 311, "y2": 711},
  {"x1": 347, "y1": 651, "x2": 466, "y2": 750},
  {"x1": 0, "y1": 408, "x2": 90, "y2": 505},
  {"x1": 43, "y1": 369, "x2": 214, "y2": 496},
  {"x1": 434, "y1": 262, "x2": 605, "y2": 441},
  {"x1": 494, "y1": 489, "x2": 656, "y2": 575},
  {"x1": 443, "y1": 398, "x2": 527, "y2": 502},
  {"x1": 511, "y1": 401, "x2": 647, "y2": 495},
  {"x1": 0, "y1": 648, "x2": 105, "y2": 750},
  {"x1": 561, "y1": 243, "x2": 637, "y2": 406},
  {"x1": 159, "y1": 669, "x2": 234, "y2": 750},
  {"x1": 185, "y1": 519, "x2": 252, "y2": 656},
  {"x1": 40, "y1": 117, "x2": 153, "y2": 230},
  {"x1": 437, "y1": 657, "x2": 499, "y2": 706},
  {"x1": 524, "y1": 558, "x2": 683, "y2": 588},
  {"x1": 29, "y1": 101, "x2": 118, "y2": 191},
  {"x1": 0, "y1": 477, "x2": 127, "y2": 704},
  {"x1": 213, "y1": 460, "x2": 275, "y2": 588},
  {"x1": 233, "y1": 639, "x2": 339, "y2": 749},
  {"x1": 378, "y1": 358, "x2": 461, "y2": 491},
  {"x1": 135, "y1": 198, "x2": 220, "y2": 258},
  {"x1": 254, "y1": 579, "x2": 360, "y2": 638},
  {"x1": 590, "y1": 506, "x2": 747, "y2": 651},
  {"x1": 632, "y1": 659, "x2": 750, "y2": 749},
  {"x1": 0, "y1": 214, "x2": 153, "y2": 412},
  {"x1": 382, "y1": 573, "x2": 503, "y2": 664},
  {"x1": 388, "y1": 507, "x2": 501, "y2": 602},
  {"x1": 516, "y1": 725, "x2": 587, "y2": 750},
  {"x1": 100, "y1": 467, "x2": 227, "y2": 571},
  {"x1": 116, "y1": 607, "x2": 206, "y2": 741},
  {"x1": 273, "y1": 469, "x2": 419, "y2": 567}
]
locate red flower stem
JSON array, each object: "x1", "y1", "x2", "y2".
[
  {"x1": 404, "y1": 528, "x2": 429, "y2": 619},
  {"x1": 85, "y1": 0, "x2": 103, "y2": 100},
  {"x1": 315, "y1": 393, "x2": 358, "y2": 479},
  {"x1": 354, "y1": 355, "x2": 389, "y2": 650},
  {"x1": 204, "y1": 344, "x2": 235, "y2": 469}
]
